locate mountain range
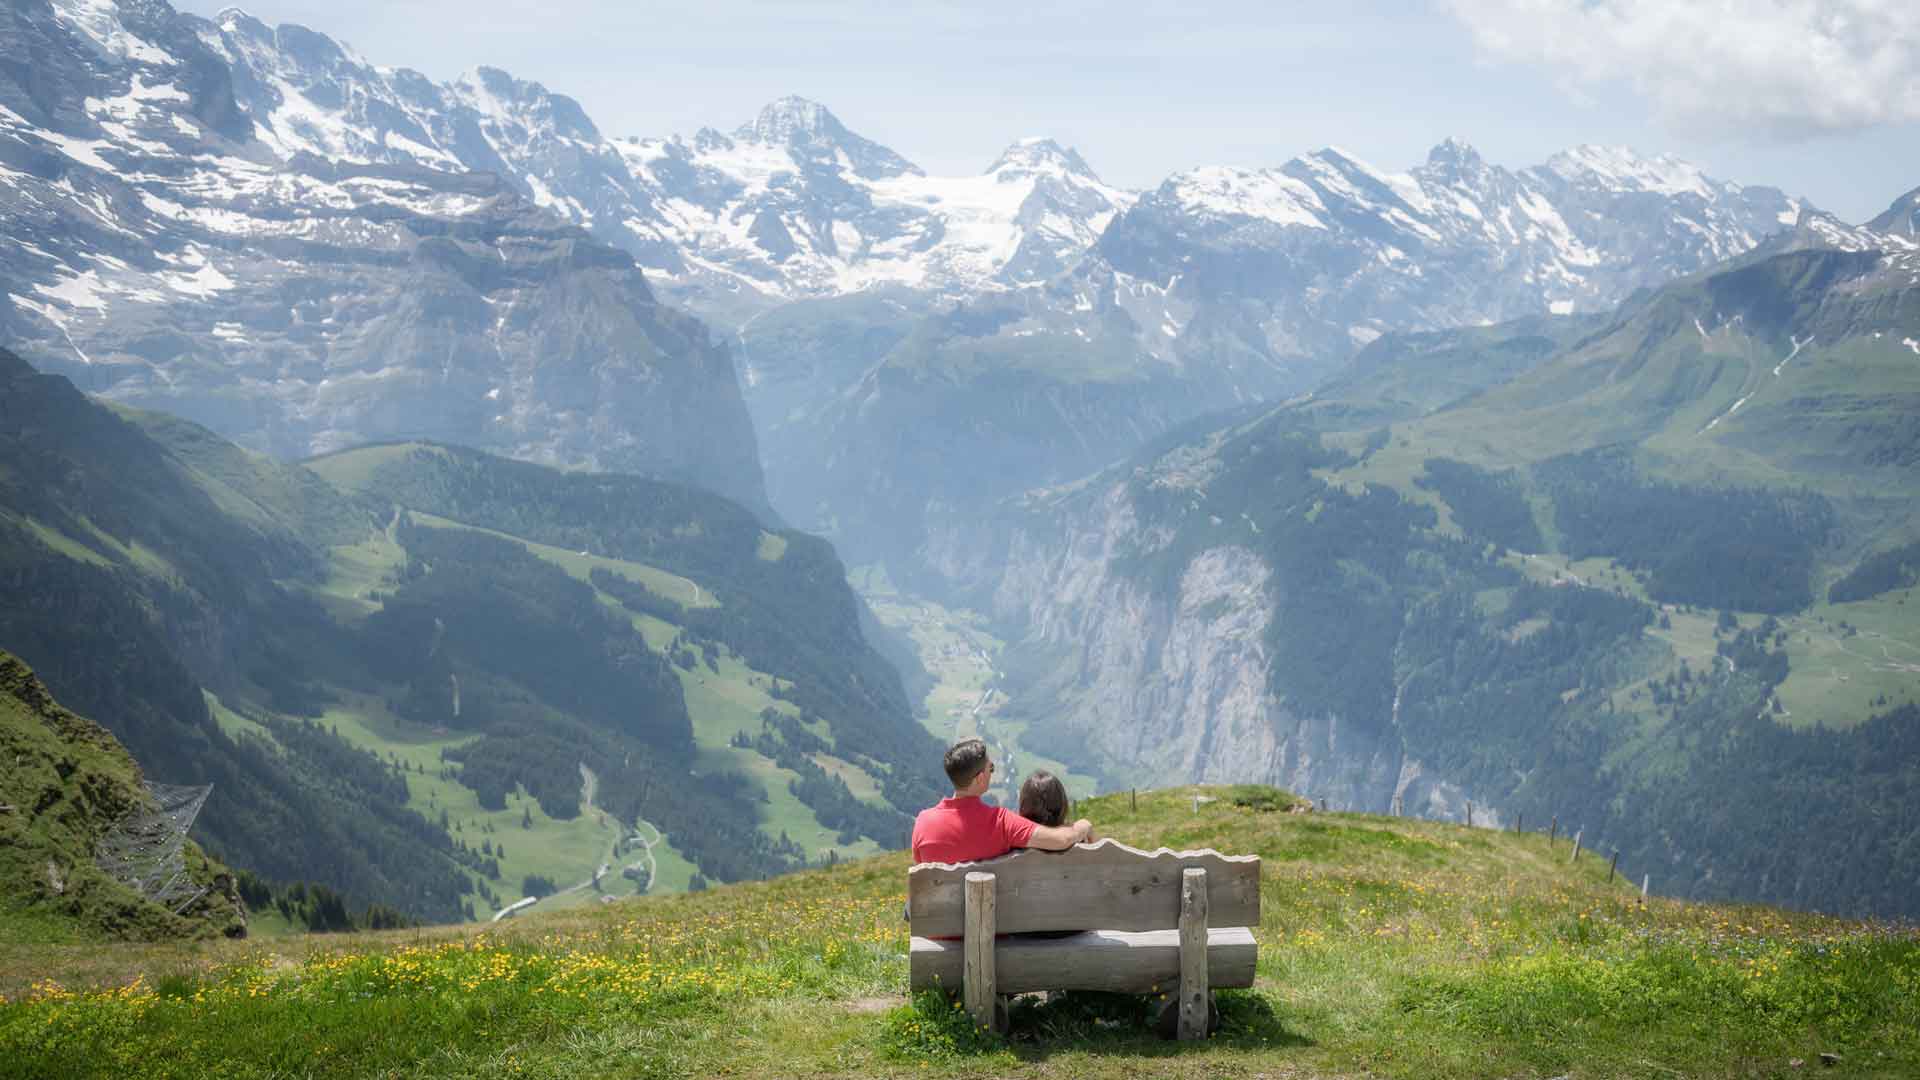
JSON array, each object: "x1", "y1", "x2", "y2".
[{"x1": 2, "y1": 0, "x2": 1843, "y2": 567}]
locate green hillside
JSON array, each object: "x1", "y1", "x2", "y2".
[
  {"x1": 2, "y1": 786, "x2": 1913, "y2": 1078},
  {"x1": 0, "y1": 351, "x2": 942, "y2": 927},
  {"x1": 0, "y1": 651, "x2": 245, "y2": 943},
  {"x1": 1301, "y1": 311, "x2": 1612, "y2": 431},
  {"x1": 1017, "y1": 241, "x2": 1920, "y2": 920},
  {"x1": 1356, "y1": 247, "x2": 1920, "y2": 492}
]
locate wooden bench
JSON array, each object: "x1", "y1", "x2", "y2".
[{"x1": 908, "y1": 838, "x2": 1261, "y2": 1039}]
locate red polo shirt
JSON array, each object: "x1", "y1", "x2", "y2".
[{"x1": 910, "y1": 796, "x2": 1039, "y2": 864}]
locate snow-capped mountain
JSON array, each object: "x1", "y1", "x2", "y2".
[
  {"x1": 1076, "y1": 139, "x2": 1807, "y2": 375},
  {"x1": 180, "y1": 12, "x2": 1133, "y2": 318},
  {"x1": 773, "y1": 140, "x2": 1831, "y2": 570},
  {"x1": 0, "y1": 0, "x2": 766, "y2": 510},
  {"x1": 614, "y1": 117, "x2": 1133, "y2": 315}
]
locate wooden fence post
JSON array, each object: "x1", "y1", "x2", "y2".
[
  {"x1": 1178, "y1": 867, "x2": 1209, "y2": 1040},
  {"x1": 1130, "y1": 788, "x2": 1137, "y2": 811},
  {"x1": 1569, "y1": 829, "x2": 1583, "y2": 863},
  {"x1": 1515, "y1": 813, "x2": 1522, "y2": 834},
  {"x1": 1466, "y1": 801, "x2": 1474, "y2": 828},
  {"x1": 1549, "y1": 816, "x2": 1558, "y2": 849},
  {"x1": 1608, "y1": 850, "x2": 1620, "y2": 884},
  {"x1": 964, "y1": 872, "x2": 999, "y2": 1031}
]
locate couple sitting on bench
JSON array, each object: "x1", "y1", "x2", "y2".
[
  {"x1": 906, "y1": 738, "x2": 1260, "y2": 1039},
  {"x1": 909, "y1": 738, "x2": 1090, "y2": 864}
]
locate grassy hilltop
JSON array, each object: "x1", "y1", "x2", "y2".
[{"x1": 2, "y1": 786, "x2": 1914, "y2": 1080}]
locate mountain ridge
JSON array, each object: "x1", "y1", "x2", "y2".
[{"x1": 3, "y1": 0, "x2": 771, "y2": 513}]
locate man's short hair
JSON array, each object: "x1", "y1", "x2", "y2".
[{"x1": 944, "y1": 738, "x2": 989, "y2": 788}]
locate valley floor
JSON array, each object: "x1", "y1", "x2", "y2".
[
  {"x1": 853, "y1": 568, "x2": 1096, "y2": 802},
  {"x1": 3, "y1": 787, "x2": 1915, "y2": 1079}
]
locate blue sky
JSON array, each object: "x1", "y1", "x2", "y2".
[{"x1": 175, "y1": 0, "x2": 1920, "y2": 222}]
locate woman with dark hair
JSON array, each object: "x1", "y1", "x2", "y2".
[
  {"x1": 1018, "y1": 770, "x2": 1096, "y2": 842},
  {"x1": 1017, "y1": 770, "x2": 1098, "y2": 947}
]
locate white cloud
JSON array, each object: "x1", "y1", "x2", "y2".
[{"x1": 1446, "y1": 0, "x2": 1920, "y2": 137}]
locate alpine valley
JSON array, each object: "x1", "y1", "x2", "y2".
[
  {"x1": 2, "y1": 0, "x2": 1919, "y2": 932},
  {"x1": 0, "y1": 345, "x2": 945, "y2": 927}
]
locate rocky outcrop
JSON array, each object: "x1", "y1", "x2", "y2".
[{"x1": 0, "y1": 651, "x2": 247, "y2": 940}]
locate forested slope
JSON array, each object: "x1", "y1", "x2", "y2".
[{"x1": 0, "y1": 350, "x2": 941, "y2": 923}]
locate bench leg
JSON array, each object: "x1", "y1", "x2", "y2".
[
  {"x1": 1156, "y1": 991, "x2": 1220, "y2": 1039},
  {"x1": 1177, "y1": 867, "x2": 1209, "y2": 1040},
  {"x1": 964, "y1": 871, "x2": 997, "y2": 1031}
]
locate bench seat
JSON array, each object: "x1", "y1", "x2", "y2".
[{"x1": 909, "y1": 926, "x2": 1257, "y2": 994}]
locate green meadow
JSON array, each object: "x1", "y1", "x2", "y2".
[{"x1": 6, "y1": 786, "x2": 1911, "y2": 1079}]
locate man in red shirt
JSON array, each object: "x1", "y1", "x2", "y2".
[{"x1": 911, "y1": 738, "x2": 1091, "y2": 863}]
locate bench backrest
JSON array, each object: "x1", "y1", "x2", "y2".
[{"x1": 907, "y1": 838, "x2": 1260, "y2": 936}]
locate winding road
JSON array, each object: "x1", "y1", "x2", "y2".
[{"x1": 491, "y1": 764, "x2": 666, "y2": 920}]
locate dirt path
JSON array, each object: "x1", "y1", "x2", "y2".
[
  {"x1": 621, "y1": 820, "x2": 663, "y2": 894},
  {"x1": 495, "y1": 765, "x2": 625, "y2": 919},
  {"x1": 555, "y1": 764, "x2": 619, "y2": 897}
]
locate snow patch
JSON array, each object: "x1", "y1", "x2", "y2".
[
  {"x1": 1169, "y1": 166, "x2": 1326, "y2": 229},
  {"x1": 39, "y1": 130, "x2": 114, "y2": 171},
  {"x1": 383, "y1": 129, "x2": 459, "y2": 169},
  {"x1": 1549, "y1": 299, "x2": 1574, "y2": 315},
  {"x1": 9, "y1": 294, "x2": 74, "y2": 331},
  {"x1": 1903, "y1": 338, "x2": 1920, "y2": 356},
  {"x1": 34, "y1": 269, "x2": 111, "y2": 311},
  {"x1": 52, "y1": 0, "x2": 178, "y2": 65},
  {"x1": 1549, "y1": 145, "x2": 1713, "y2": 199},
  {"x1": 1320, "y1": 145, "x2": 1434, "y2": 216},
  {"x1": 84, "y1": 75, "x2": 191, "y2": 126},
  {"x1": 158, "y1": 259, "x2": 236, "y2": 297},
  {"x1": 831, "y1": 220, "x2": 861, "y2": 256}
]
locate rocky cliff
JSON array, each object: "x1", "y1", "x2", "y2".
[{"x1": 924, "y1": 473, "x2": 1490, "y2": 822}]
